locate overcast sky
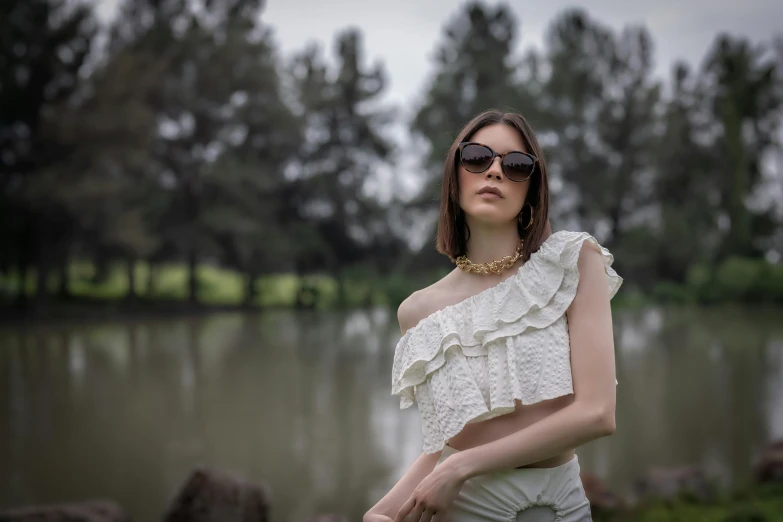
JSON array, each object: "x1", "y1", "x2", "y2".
[
  {"x1": 263, "y1": 0, "x2": 782, "y2": 113},
  {"x1": 94, "y1": 0, "x2": 783, "y2": 111}
]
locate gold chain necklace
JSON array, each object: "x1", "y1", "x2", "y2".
[{"x1": 452, "y1": 240, "x2": 524, "y2": 275}]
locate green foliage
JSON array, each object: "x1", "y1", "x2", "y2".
[
  {"x1": 547, "y1": 11, "x2": 660, "y2": 232},
  {"x1": 379, "y1": 271, "x2": 439, "y2": 309},
  {"x1": 593, "y1": 483, "x2": 783, "y2": 522},
  {"x1": 651, "y1": 281, "x2": 695, "y2": 304},
  {"x1": 703, "y1": 36, "x2": 781, "y2": 258},
  {"x1": 686, "y1": 258, "x2": 783, "y2": 304},
  {"x1": 1, "y1": 0, "x2": 782, "y2": 315},
  {"x1": 722, "y1": 507, "x2": 767, "y2": 522},
  {"x1": 3, "y1": 257, "x2": 783, "y2": 310},
  {"x1": 644, "y1": 259, "x2": 783, "y2": 305},
  {"x1": 714, "y1": 258, "x2": 767, "y2": 302},
  {"x1": 289, "y1": 28, "x2": 399, "y2": 286},
  {"x1": 69, "y1": 264, "x2": 129, "y2": 300},
  {"x1": 760, "y1": 261, "x2": 783, "y2": 302}
]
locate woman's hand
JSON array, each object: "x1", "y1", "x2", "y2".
[{"x1": 393, "y1": 458, "x2": 466, "y2": 522}]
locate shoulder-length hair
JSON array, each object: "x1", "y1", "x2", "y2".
[{"x1": 435, "y1": 109, "x2": 552, "y2": 263}]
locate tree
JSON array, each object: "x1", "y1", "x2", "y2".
[
  {"x1": 411, "y1": 2, "x2": 521, "y2": 204},
  {"x1": 106, "y1": 0, "x2": 298, "y2": 305},
  {"x1": 701, "y1": 35, "x2": 781, "y2": 258},
  {"x1": 0, "y1": 0, "x2": 96, "y2": 312},
  {"x1": 290, "y1": 29, "x2": 395, "y2": 306},
  {"x1": 651, "y1": 63, "x2": 717, "y2": 283},
  {"x1": 539, "y1": 9, "x2": 616, "y2": 232},
  {"x1": 42, "y1": 46, "x2": 164, "y2": 300},
  {"x1": 594, "y1": 25, "x2": 660, "y2": 245}
]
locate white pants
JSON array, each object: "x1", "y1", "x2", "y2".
[{"x1": 434, "y1": 445, "x2": 592, "y2": 521}]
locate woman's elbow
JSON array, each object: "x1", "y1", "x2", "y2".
[
  {"x1": 579, "y1": 401, "x2": 615, "y2": 437},
  {"x1": 593, "y1": 405, "x2": 616, "y2": 436}
]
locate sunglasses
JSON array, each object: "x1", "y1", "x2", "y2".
[{"x1": 458, "y1": 142, "x2": 537, "y2": 182}]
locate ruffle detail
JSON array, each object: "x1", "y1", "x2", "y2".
[{"x1": 390, "y1": 231, "x2": 622, "y2": 453}]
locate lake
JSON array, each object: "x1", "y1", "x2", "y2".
[{"x1": 1, "y1": 306, "x2": 781, "y2": 521}]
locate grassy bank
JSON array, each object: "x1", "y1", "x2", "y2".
[
  {"x1": 2, "y1": 257, "x2": 782, "y2": 319},
  {"x1": 0, "y1": 261, "x2": 443, "y2": 312}
]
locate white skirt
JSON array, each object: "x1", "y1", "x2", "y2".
[{"x1": 434, "y1": 445, "x2": 592, "y2": 521}]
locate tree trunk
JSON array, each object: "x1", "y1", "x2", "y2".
[
  {"x1": 294, "y1": 274, "x2": 318, "y2": 309},
  {"x1": 126, "y1": 257, "x2": 137, "y2": 302},
  {"x1": 335, "y1": 270, "x2": 346, "y2": 308},
  {"x1": 57, "y1": 259, "x2": 70, "y2": 299},
  {"x1": 33, "y1": 231, "x2": 50, "y2": 316},
  {"x1": 34, "y1": 258, "x2": 50, "y2": 315},
  {"x1": 721, "y1": 101, "x2": 752, "y2": 258},
  {"x1": 145, "y1": 261, "x2": 157, "y2": 297},
  {"x1": 13, "y1": 258, "x2": 29, "y2": 310},
  {"x1": 608, "y1": 201, "x2": 622, "y2": 249},
  {"x1": 243, "y1": 271, "x2": 257, "y2": 308},
  {"x1": 93, "y1": 250, "x2": 110, "y2": 285},
  {"x1": 57, "y1": 241, "x2": 71, "y2": 299},
  {"x1": 187, "y1": 248, "x2": 198, "y2": 306}
]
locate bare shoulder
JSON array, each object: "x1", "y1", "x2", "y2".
[
  {"x1": 571, "y1": 238, "x2": 610, "y2": 307},
  {"x1": 396, "y1": 272, "x2": 456, "y2": 335},
  {"x1": 576, "y1": 238, "x2": 604, "y2": 272},
  {"x1": 396, "y1": 290, "x2": 427, "y2": 335}
]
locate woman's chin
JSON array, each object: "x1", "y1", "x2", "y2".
[{"x1": 464, "y1": 209, "x2": 516, "y2": 227}]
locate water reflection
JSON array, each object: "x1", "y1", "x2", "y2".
[
  {"x1": 766, "y1": 339, "x2": 783, "y2": 441},
  {"x1": 578, "y1": 306, "x2": 781, "y2": 494},
  {"x1": 0, "y1": 306, "x2": 781, "y2": 521}
]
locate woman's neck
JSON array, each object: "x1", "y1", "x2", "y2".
[{"x1": 463, "y1": 220, "x2": 521, "y2": 265}]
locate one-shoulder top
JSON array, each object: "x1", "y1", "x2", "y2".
[{"x1": 390, "y1": 231, "x2": 623, "y2": 454}]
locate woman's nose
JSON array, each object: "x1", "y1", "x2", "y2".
[{"x1": 486, "y1": 157, "x2": 503, "y2": 179}]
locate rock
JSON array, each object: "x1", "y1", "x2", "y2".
[
  {"x1": 754, "y1": 440, "x2": 783, "y2": 483},
  {"x1": 580, "y1": 471, "x2": 624, "y2": 512},
  {"x1": 633, "y1": 465, "x2": 714, "y2": 503},
  {"x1": 0, "y1": 499, "x2": 129, "y2": 522},
  {"x1": 161, "y1": 467, "x2": 271, "y2": 522}
]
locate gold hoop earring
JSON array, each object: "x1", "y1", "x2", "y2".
[{"x1": 519, "y1": 203, "x2": 534, "y2": 230}]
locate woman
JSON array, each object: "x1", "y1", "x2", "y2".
[{"x1": 364, "y1": 110, "x2": 622, "y2": 522}]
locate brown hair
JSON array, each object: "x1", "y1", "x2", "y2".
[{"x1": 435, "y1": 109, "x2": 552, "y2": 262}]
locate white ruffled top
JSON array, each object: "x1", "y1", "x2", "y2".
[{"x1": 390, "y1": 231, "x2": 623, "y2": 454}]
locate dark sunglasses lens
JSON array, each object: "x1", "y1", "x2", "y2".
[
  {"x1": 461, "y1": 144, "x2": 493, "y2": 172},
  {"x1": 502, "y1": 153, "x2": 535, "y2": 181}
]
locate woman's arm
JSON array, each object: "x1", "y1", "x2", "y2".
[
  {"x1": 442, "y1": 241, "x2": 618, "y2": 481},
  {"x1": 364, "y1": 292, "x2": 441, "y2": 521},
  {"x1": 364, "y1": 451, "x2": 442, "y2": 521}
]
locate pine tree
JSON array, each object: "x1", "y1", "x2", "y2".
[
  {"x1": 411, "y1": 1, "x2": 521, "y2": 204},
  {"x1": 0, "y1": 0, "x2": 96, "y2": 311},
  {"x1": 702, "y1": 35, "x2": 781, "y2": 258},
  {"x1": 652, "y1": 63, "x2": 716, "y2": 283},
  {"x1": 290, "y1": 29, "x2": 395, "y2": 306},
  {"x1": 104, "y1": 0, "x2": 299, "y2": 305}
]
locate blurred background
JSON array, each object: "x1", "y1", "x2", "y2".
[{"x1": 1, "y1": 0, "x2": 782, "y2": 521}]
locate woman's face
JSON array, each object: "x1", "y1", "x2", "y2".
[{"x1": 458, "y1": 123, "x2": 530, "y2": 227}]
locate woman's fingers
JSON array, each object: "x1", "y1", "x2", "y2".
[
  {"x1": 394, "y1": 497, "x2": 416, "y2": 522},
  {"x1": 405, "y1": 503, "x2": 425, "y2": 522}
]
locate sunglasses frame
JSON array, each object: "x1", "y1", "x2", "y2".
[{"x1": 458, "y1": 141, "x2": 537, "y2": 182}]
